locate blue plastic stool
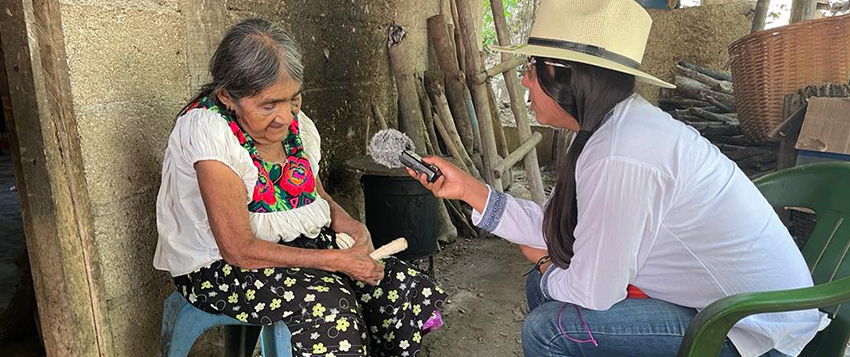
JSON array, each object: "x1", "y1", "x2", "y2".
[{"x1": 159, "y1": 290, "x2": 292, "y2": 357}]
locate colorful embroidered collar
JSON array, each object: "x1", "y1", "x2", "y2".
[{"x1": 183, "y1": 96, "x2": 317, "y2": 213}]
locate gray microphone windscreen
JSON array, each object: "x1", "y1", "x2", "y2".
[{"x1": 368, "y1": 129, "x2": 415, "y2": 168}]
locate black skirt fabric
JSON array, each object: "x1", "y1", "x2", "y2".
[{"x1": 173, "y1": 228, "x2": 447, "y2": 357}]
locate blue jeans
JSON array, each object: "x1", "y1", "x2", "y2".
[{"x1": 523, "y1": 271, "x2": 789, "y2": 357}]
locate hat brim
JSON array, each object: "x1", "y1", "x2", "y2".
[{"x1": 492, "y1": 43, "x2": 675, "y2": 89}]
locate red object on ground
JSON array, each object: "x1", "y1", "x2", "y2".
[{"x1": 627, "y1": 284, "x2": 649, "y2": 299}]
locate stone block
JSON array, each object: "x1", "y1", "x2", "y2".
[
  {"x1": 74, "y1": 101, "x2": 178, "y2": 206},
  {"x1": 60, "y1": 4, "x2": 190, "y2": 109},
  {"x1": 301, "y1": 81, "x2": 395, "y2": 175},
  {"x1": 58, "y1": 0, "x2": 180, "y2": 12},
  {"x1": 91, "y1": 192, "x2": 162, "y2": 300},
  {"x1": 104, "y1": 281, "x2": 172, "y2": 357}
]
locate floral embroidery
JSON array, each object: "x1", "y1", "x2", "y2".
[{"x1": 185, "y1": 96, "x2": 318, "y2": 214}]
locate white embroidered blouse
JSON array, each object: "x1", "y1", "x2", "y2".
[
  {"x1": 473, "y1": 94, "x2": 829, "y2": 357},
  {"x1": 153, "y1": 108, "x2": 331, "y2": 277}
]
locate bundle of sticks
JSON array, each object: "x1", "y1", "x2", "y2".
[{"x1": 659, "y1": 61, "x2": 778, "y2": 177}]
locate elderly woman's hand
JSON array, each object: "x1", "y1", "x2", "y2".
[
  {"x1": 349, "y1": 224, "x2": 375, "y2": 252},
  {"x1": 337, "y1": 242, "x2": 385, "y2": 285}
]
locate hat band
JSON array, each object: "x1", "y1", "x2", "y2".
[{"x1": 527, "y1": 37, "x2": 641, "y2": 70}]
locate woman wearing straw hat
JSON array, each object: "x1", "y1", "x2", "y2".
[{"x1": 408, "y1": 0, "x2": 829, "y2": 356}]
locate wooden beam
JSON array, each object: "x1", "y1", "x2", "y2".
[
  {"x1": 0, "y1": 0, "x2": 102, "y2": 355},
  {"x1": 489, "y1": 0, "x2": 547, "y2": 203},
  {"x1": 388, "y1": 24, "x2": 428, "y2": 155},
  {"x1": 791, "y1": 0, "x2": 817, "y2": 23},
  {"x1": 473, "y1": 56, "x2": 525, "y2": 84},
  {"x1": 752, "y1": 0, "x2": 771, "y2": 33},
  {"x1": 427, "y1": 15, "x2": 475, "y2": 154},
  {"x1": 415, "y1": 74, "x2": 442, "y2": 156},
  {"x1": 493, "y1": 132, "x2": 543, "y2": 175},
  {"x1": 456, "y1": 0, "x2": 500, "y2": 189}
]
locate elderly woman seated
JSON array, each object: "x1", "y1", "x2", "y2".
[{"x1": 153, "y1": 19, "x2": 446, "y2": 357}]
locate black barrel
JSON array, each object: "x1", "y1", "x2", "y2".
[{"x1": 360, "y1": 174, "x2": 438, "y2": 261}]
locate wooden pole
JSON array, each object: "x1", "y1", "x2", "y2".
[
  {"x1": 416, "y1": 74, "x2": 443, "y2": 156},
  {"x1": 486, "y1": 82, "x2": 509, "y2": 158},
  {"x1": 449, "y1": 0, "x2": 467, "y2": 74},
  {"x1": 456, "y1": 0, "x2": 500, "y2": 189},
  {"x1": 489, "y1": 0, "x2": 546, "y2": 203},
  {"x1": 372, "y1": 102, "x2": 389, "y2": 130},
  {"x1": 427, "y1": 83, "x2": 482, "y2": 179},
  {"x1": 791, "y1": 0, "x2": 817, "y2": 23},
  {"x1": 474, "y1": 56, "x2": 525, "y2": 84},
  {"x1": 388, "y1": 24, "x2": 428, "y2": 155},
  {"x1": 493, "y1": 132, "x2": 543, "y2": 175},
  {"x1": 427, "y1": 15, "x2": 475, "y2": 154},
  {"x1": 752, "y1": 0, "x2": 771, "y2": 33}
]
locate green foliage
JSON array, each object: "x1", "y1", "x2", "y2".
[{"x1": 482, "y1": 0, "x2": 521, "y2": 48}]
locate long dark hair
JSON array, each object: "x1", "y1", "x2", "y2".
[
  {"x1": 179, "y1": 18, "x2": 304, "y2": 115},
  {"x1": 536, "y1": 57, "x2": 636, "y2": 268}
]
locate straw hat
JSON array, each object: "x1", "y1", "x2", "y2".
[{"x1": 492, "y1": 0, "x2": 675, "y2": 89}]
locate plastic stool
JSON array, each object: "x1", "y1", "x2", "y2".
[{"x1": 159, "y1": 290, "x2": 292, "y2": 357}]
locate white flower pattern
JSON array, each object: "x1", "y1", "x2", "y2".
[{"x1": 172, "y1": 231, "x2": 446, "y2": 357}]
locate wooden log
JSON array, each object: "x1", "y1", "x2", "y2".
[
  {"x1": 704, "y1": 135, "x2": 759, "y2": 147},
  {"x1": 427, "y1": 82, "x2": 482, "y2": 179},
  {"x1": 678, "y1": 61, "x2": 732, "y2": 82},
  {"x1": 489, "y1": 0, "x2": 545, "y2": 203},
  {"x1": 752, "y1": 0, "x2": 770, "y2": 33},
  {"x1": 676, "y1": 64, "x2": 733, "y2": 94},
  {"x1": 388, "y1": 24, "x2": 427, "y2": 154},
  {"x1": 791, "y1": 0, "x2": 817, "y2": 23},
  {"x1": 456, "y1": 0, "x2": 500, "y2": 189},
  {"x1": 444, "y1": 200, "x2": 475, "y2": 240},
  {"x1": 687, "y1": 107, "x2": 740, "y2": 125},
  {"x1": 493, "y1": 132, "x2": 544, "y2": 175},
  {"x1": 463, "y1": 86, "x2": 482, "y2": 153},
  {"x1": 371, "y1": 102, "x2": 389, "y2": 130},
  {"x1": 415, "y1": 74, "x2": 441, "y2": 155},
  {"x1": 705, "y1": 95, "x2": 735, "y2": 113},
  {"x1": 676, "y1": 115, "x2": 708, "y2": 124},
  {"x1": 674, "y1": 76, "x2": 736, "y2": 109},
  {"x1": 449, "y1": 0, "x2": 466, "y2": 74},
  {"x1": 658, "y1": 97, "x2": 712, "y2": 110},
  {"x1": 424, "y1": 71, "x2": 465, "y2": 151},
  {"x1": 718, "y1": 145, "x2": 778, "y2": 161},
  {"x1": 473, "y1": 56, "x2": 525, "y2": 84},
  {"x1": 485, "y1": 80, "x2": 509, "y2": 158},
  {"x1": 427, "y1": 15, "x2": 476, "y2": 154},
  {"x1": 687, "y1": 122, "x2": 743, "y2": 136}
]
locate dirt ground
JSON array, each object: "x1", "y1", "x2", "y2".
[
  {"x1": 420, "y1": 236, "x2": 530, "y2": 357},
  {"x1": 420, "y1": 167, "x2": 556, "y2": 357}
]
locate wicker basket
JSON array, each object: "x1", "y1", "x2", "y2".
[{"x1": 729, "y1": 14, "x2": 850, "y2": 142}]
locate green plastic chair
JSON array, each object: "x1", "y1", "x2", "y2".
[{"x1": 677, "y1": 162, "x2": 850, "y2": 357}]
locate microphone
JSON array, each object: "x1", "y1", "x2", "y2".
[{"x1": 368, "y1": 129, "x2": 442, "y2": 183}]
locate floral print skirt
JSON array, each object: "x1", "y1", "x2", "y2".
[{"x1": 173, "y1": 228, "x2": 447, "y2": 357}]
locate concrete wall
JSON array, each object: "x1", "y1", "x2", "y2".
[
  {"x1": 636, "y1": 1, "x2": 754, "y2": 103},
  {"x1": 55, "y1": 0, "x2": 443, "y2": 355}
]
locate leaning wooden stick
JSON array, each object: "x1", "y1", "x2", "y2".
[{"x1": 370, "y1": 238, "x2": 408, "y2": 260}]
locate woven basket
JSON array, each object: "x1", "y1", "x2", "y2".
[{"x1": 729, "y1": 14, "x2": 850, "y2": 142}]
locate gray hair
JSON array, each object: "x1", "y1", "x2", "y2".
[{"x1": 199, "y1": 18, "x2": 303, "y2": 102}]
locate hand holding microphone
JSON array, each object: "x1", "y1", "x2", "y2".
[
  {"x1": 367, "y1": 129, "x2": 488, "y2": 210},
  {"x1": 368, "y1": 129, "x2": 443, "y2": 183}
]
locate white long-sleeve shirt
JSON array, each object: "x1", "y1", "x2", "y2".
[{"x1": 473, "y1": 94, "x2": 829, "y2": 357}]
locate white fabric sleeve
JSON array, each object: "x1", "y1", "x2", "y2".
[
  {"x1": 176, "y1": 109, "x2": 258, "y2": 201},
  {"x1": 298, "y1": 112, "x2": 322, "y2": 177},
  {"x1": 541, "y1": 157, "x2": 674, "y2": 310},
  {"x1": 471, "y1": 186, "x2": 548, "y2": 250}
]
